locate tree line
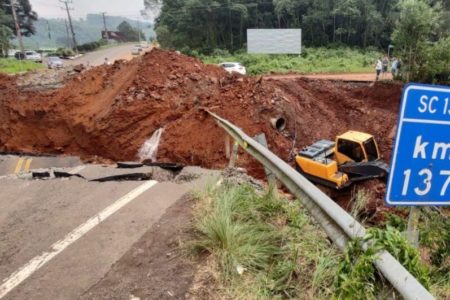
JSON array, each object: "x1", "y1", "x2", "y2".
[
  {"x1": 154, "y1": 0, "x2": 449, "y2": 53},
  {"x1": 154, "y1": 0, "x2": 450, "y2": 83}
]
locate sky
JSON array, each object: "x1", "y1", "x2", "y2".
[{"x1": 29, "y1": 0, "x2": 147, "y2": 20}]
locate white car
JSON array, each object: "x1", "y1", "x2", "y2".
[
  {"x1": 131, "y1": 46, "x2": 142, "y2": 55},
  {"x1": 24, "y1": 51, "x2": 43, "y2": 63},
  {"x1": 47, "y1": 56, "x2": 64, "y2": 69},
  {"x1": 15, "y1": 50, "x2": 43, "y2": 63},
  {"x1": 219, "y1": 62, "x2": 246, "y2": 75}
]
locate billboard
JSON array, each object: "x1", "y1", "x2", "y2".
[{"x1": 247, "y1": 29, "x2": 302, "y2": 54}]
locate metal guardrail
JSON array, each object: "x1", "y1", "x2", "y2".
[{"x1": 208, "y1": 111, "x2": 434, "y2": 300}]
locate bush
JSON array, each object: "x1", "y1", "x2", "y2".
[
  {"x1": 75, "y1": 39, "x2": 107, "y2": 53},
  {"x1": 200, "y1": 47, "x2": 381, "y2": 75},
  {"x1": 54, "y1": 48, "x2": 75, "y2": 58},
  {"x1": 418, "y1": 37, "x2": 450, "y2": 84},
  {"x1": 335, "y1": 226, "x2": 430, "y2": 299}
]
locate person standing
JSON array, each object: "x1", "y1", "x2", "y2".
[
  {"x1": 375, "y1": 58, "x2": 382, "y2": 81},
  {"x1": 382, "y1": 56, "x2": 389, "y2": 78},
  {"x1": 391, "y1": 57, "x2": 399, "y2": 78}
]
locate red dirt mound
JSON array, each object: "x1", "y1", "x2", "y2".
[{"x1": 0, "y1": 49, "x2": 402, "y2": 179}]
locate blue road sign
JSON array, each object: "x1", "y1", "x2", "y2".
[{"x1": 386, "y1": 83, "x2": 450, "y2": 206}]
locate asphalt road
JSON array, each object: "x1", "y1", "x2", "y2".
[
  {"x1": 0, "y1": 155, "x2": 82, "y2": 176},
  {"x1": 65, "y1": 44, "x2": 147, "y2": 67},
  {"x1": 0, "y1": 155, "x2": 218, "y2": 299}
]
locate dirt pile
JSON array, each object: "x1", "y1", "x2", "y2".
[
  {"x1": 0, "y1": 49, "x2": 402, "y2": 180},
  {"x1": 0, "y1": 49, "x2": 292, "y2": 174}
]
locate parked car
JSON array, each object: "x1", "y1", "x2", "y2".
[
  {"x1": 15, "y1": 51, "x2": 43, "y2": 63},
  {"x1": 131, "y1": 46, "x2": 142, "y2": 55},
  {"x1": 47, "y1": 56, "x2": 64, "y2": 69},
  {"x1": 219, "y1": 62, "x2": 246, "y2": 75}
]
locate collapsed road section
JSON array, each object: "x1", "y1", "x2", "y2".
[
  {"x1": 0, "y1": 49, "x2": 402, "y2": 213},
  {"x1": 0, "y1": 155, "x2": 218, "y2": 299}
]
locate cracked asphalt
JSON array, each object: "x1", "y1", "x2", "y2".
[{"x1": 0, "y1": 155, "x2": 218, "y2": 299}]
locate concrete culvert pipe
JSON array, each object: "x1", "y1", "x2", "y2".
[{"x1": 270, "y1": 117, "x2": 286, "y2": 131}]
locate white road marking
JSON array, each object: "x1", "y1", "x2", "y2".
[
  {"x1": 69, "y1": 165, "x2": 86, "y2": 174},
  {"x1": 403, "y1": 118, "x2": 450, "y2": 126},
  {"x1": 0, "y1": 180, "x2": 158, "y2": 299}
]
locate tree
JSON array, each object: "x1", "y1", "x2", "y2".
[
  {"x1": 152, "y1": 0, "x2": 408, "y2": 53},
  {"x1": 117, "y1": 21, "x2": 146, "y2": 42},
  {"x1": 0, "y1": 0, "x2": 38, "y2": 37},
  {"x1": 0, "y1": 25, "x2": 12, "y2": 56},
  {"x1": 392, "y1": 0, "x2": 442, "y2": 81}
]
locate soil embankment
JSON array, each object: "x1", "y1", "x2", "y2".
[{"x1": 0, "y1": 49, "x2": 402, "y2": 215}]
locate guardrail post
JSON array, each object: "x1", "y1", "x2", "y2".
[
  {"x1": 253, "y1": 133, "x2": 277, "y2": 186},
  {"x1": 406, "y1": 206, "x2": 420, "y2": 248},
  {"x1": 228, "y1": 141, "x2": 239, "y2": 168}
]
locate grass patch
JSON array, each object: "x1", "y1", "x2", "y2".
[
  {"x1": 0, "y1": 58, "x2": 44, "y2": 74},
  {"x1": 383, "y1": 208, "x2": 450, "y2": 299},
  {"x1": 190, "y1": 183, "x2": 341, "y2": 299},
  {"x1": 190, "y1": 183, "x2": 445, "y2": 299},
  {"x1": 335, "y1": 226, "x2": 431, "y2": 299},
  {"x1": 350, "y1": 188, "x2": 371, "y2": 221},
  {"x1": 199, "y1": 47, "x2": 381, "y2": 75}
]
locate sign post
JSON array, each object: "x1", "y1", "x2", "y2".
[{"x1": 386, "y1": 83, "x2": 450, "y2": 244}]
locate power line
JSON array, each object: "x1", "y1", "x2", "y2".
[{"x1": 59, "y1": 0, "x2": 77, "y2": 49}]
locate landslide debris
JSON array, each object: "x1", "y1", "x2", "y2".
[{"x1": 0, "y1": 49, "x2": 402, "y2": 205}]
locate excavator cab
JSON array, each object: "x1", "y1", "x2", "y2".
[{"x1": 334, "y1": 131, "x2": 381, "y2": 164}]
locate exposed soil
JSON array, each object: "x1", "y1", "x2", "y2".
[
  {"x1": 0, "y1": 48, "x2": 403, "y2": 216},
  {"x1": 80, "y1": 195, "x2": 198, "y2": 300}
]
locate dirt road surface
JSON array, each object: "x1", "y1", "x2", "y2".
[
  {"x1": 0, "y1": 156, "x2": 218, "y2": 299},
  {"x1": 65, "y1": 44, "x2": 146, "y2": 67},
  {"x1": 264, "y1": 72, "x2": 393, "y2": 82}
]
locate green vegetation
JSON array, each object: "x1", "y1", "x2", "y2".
[
  {"x1": 199, "y1": 47, "x2": 380, "y2": 75},
  {"x1": 392, "y1": 0, "x2": 450, "y2": 83},
  {"x1": 350, "y1": 188, "x2": 372, "y2": 220},
  {"x1": 0, "y1": 0, "x2": 37, "y2": 56},
  {"x1": 0, "y1": 58, "x2": 44, "y2": 74},
  {"x1": 154, "y1": 0, "x2": 404, "y2": 52},
  {"x1": 117, "y1": 21, "x2": 146, "y2": 43},
  {"x1": 154, "y1": 0, "x2": 450, "y2": 83},
  {"x1": 75, "y1": 39, "x2": 108, "y2": 53},
  {"x1": 190, "y1": 183, "x2": 341, "y2": 298},
  {"x1": 336, "y1": 226, "x2": 430, "y2": 299},
  {"x1": 192, "y1": 183, "x2": 449, "y2": 299},
  {"x1": 383, "y1": 208, "x2": 450, "y2": 298}
]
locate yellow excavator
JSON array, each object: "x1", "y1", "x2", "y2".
[{"x1": 295, "y1": 131, "x2": 390, "y2": 189}]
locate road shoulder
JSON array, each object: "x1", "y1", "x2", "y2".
[{"x1": 80, "y1": 194, "x2": 198, "y2": 299}]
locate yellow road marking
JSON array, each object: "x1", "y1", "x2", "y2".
[
  {"x1": 14, "y1": 158, "x2": 24, "y2": 174},
  {"x1": 24, "y1": 159, "x2": 32, "y2": 172}
]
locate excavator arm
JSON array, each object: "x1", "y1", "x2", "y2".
[{"x1": 338, "y1": 160, "x2": 389, "y2": 182}]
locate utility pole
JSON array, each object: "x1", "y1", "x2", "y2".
[
  {"x1": 47, "y1": 20, "x2": 52, "y2": 40},
  {"x1": 9, "y1": 0, "x2": 24, "y2": 53},
  {"x1": 137, "y1": 20, "x2": 141, "y2": 43},
  {"x1": 101, "y1": 12, "x2": 107, "y2": 32},
  {"x1": 101, "y1": 12, "x2": 108, "y2": 40},
  {"x1": 64, "y1": 19, "x2": 71, "y2": 48},
  {"x1": 60, "y1": 0, "x2": 77, "y2": 49}
]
